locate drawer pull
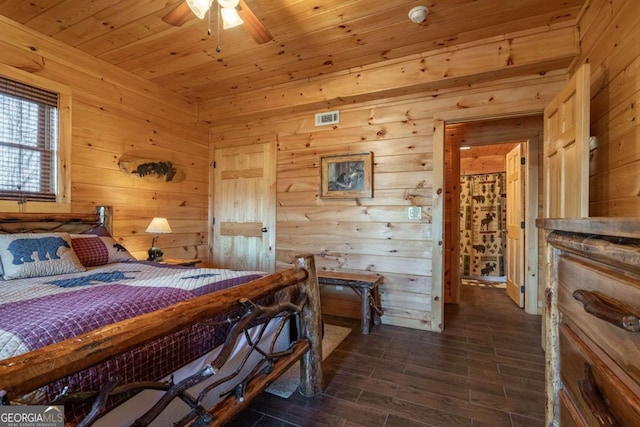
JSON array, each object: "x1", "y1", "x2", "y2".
[
  {"x1": 578, "y1": 364, "x2": 619, "y2": 427},
  {"x1": 573, "y1": 290, "x2": 640, "y2": 332}
]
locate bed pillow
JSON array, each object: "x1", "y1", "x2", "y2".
[
  {"x1": 70, "y1": 234, "x2": 136, "y2": 267},
  {"x1": 81, "y1": 225, "x2": 112, "y2": 237},
  {"x1": 0, "y1": 233, "x2": 86, "y2": 280}
]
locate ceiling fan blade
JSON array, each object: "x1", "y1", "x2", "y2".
[
  {"x1": 162, "y1": 2, "x2": 194, "y2": 27},
  {"x1": 237, "y1": 0, "x2": 273, "y2": 44}
]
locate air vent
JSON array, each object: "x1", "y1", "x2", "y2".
[{"x1": 315, "y1": 110, "x2": 340, "y2": 126}]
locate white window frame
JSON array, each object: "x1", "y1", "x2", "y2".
[{"x1": 0, "y1": 64, "x2": 71, "y2": 213}]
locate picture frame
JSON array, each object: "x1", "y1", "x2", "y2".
[{"x1": 320, "y1": 152, "x2": 373, "y2": 198}]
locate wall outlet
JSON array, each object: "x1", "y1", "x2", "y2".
[
  {"x1": 408, "y1": 206, "x2": 422, "y2": 220},
  {"x1": 336, "y1": 285, "x2": 344, "y2": 291}
]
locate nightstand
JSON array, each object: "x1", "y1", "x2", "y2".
[{"x1": 159, "y1": 258, "x2": 202, "y2": 267}]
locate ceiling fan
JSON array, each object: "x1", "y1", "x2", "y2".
[{"x1": 162, "y1": 0, "x2": 272, "y2": 44}]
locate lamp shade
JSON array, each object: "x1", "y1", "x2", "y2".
[{"x1": 145, "y1": 217, "x2": 172, "y2": 234}]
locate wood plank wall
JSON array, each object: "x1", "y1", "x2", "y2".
[
  {"x1": 577, "y1": 0, "x2": 640, "y2": 215},
  {"x1": 0, "y1": 16, "x2": 210, "y2": 261},
  {"x1": 204, "y1": 22, "x2": 579, "y2": 329},
  {"x1": 459, "y1": 144, "x2": 518, "y2": 175},
  {"x1": 212, "y1": 73, "x2": 566, "y2": 330},
  {"x1": 3, "y1": 0, "x2": 636, "y2": 330}
]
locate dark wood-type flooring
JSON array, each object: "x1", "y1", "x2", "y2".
[{"x1": 229, "y1": 284, "x2": 545, "y2": 426}]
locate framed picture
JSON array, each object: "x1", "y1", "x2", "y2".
[{"x1": 320, "y1": 152, "x2": 373, "y2": 198}]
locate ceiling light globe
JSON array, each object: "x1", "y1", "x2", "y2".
[
  {"x1": 218, "y1": 0, "x2": 239, "y2": 8},
  {"x1": 186, "y1": 0, "x2": 213, "y2": 19},
  {"x1": 221, "y1": 7, "x2": 244, "y2": 29}
]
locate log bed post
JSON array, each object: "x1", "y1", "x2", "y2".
[{"x1": 295, "y1": 254, "x2": 324, "y2": 396}]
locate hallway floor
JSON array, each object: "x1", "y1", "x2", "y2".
[{"x1": 229, "y1": 285, "x2": 545, "y2": 426}]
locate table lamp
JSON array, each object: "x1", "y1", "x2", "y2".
[{"x1": 145, "y1": 217, "x2": 172, "y2": 261}]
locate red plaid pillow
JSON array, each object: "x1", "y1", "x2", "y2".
[
  {"x1": 71, "y1": 236, "x2": 109, "y2": 267},
  {"x1": 70, "y1": 235, "x2": 135, "y2": 267}
]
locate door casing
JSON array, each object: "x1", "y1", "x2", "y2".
[{"x1": 432, "y1": 109, "x2": 545, "y2": 333}]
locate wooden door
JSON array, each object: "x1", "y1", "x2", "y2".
[
  {"x1": 543, "y1": 63, "x2": 590, "y2": 218},
  {"x1": 542, "y1": 63, "x2": 590, "y2": 426},
  {"x1": 213, "y1": 142, "x2": 276, "y2": 272},
  {"x1": 506, "y1": 144, "x2": 525, "y2": 307}
]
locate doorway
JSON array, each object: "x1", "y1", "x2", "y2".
[
  {"x1": 458, "y1": 142, "x2": 525, "y2": 302},
  {"x1": 210, "y1": 141, "x2": 277, "y2": 272},
  {"x1": 458, "y1": 143, "x2": 517, "y2": 285},
  {"x1": 442, "y1": 115, "x2": 543, "y2": 322}
]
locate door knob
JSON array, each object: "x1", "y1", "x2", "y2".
[{"x1": 261, "y1": 227, "x2": 268, "y2": 233}]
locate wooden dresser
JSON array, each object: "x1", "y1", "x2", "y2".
[{"x1": 538, "y1": 218, "x2": 640, "y2": 426}]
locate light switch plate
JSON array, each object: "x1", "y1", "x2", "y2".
[{"x1": 408, "y1": 206, "x2": 422, "y2": 220}]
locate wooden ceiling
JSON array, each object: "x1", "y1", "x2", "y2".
[
  {"x1": 459, "y1": 143, "x2": 519, "y2": 160},
  {"x1": 0, "y1": 0, "x2": 585, "y2": 104}
]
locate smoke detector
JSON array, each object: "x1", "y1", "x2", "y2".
[{"x1": 408, "y1": 6, "x2": 429, "y2": 24}]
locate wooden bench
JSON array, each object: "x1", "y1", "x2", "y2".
[{"x1": 317, "y1": 271, "x2": 383, "y2": 334}]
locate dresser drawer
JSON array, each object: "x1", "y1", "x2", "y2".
[
  {"x1": 559, "y1": 389, "x2": 587, "y2": 427},
  {"x1": 559, "y1": 323, "x2": 640, "y2": 426},
  {"x1": 558, "y1": 254, "x2": 640, "y2": 386}
]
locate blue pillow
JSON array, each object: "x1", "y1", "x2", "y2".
[{"x1": 0, "y1": 233, "x2": 85, "y2": 280}]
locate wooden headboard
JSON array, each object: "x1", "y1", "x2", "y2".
[{"x1": 0, "y1": 206, "x2": 111, "y2": 234}]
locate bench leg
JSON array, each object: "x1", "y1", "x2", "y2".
[
  {"x1": 361, "y1": 290, "x2": 371, "y2": 334},
  {"x1": 371, "y1": 287, "x2": 383, "y2": 327}
]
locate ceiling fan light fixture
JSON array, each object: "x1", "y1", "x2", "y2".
[
  {"x1": 217, "y1": 0, "x2": 239, "y2": 7},
  {"x1": 186, "y1": 0, "x2": 213, "y2": 19},
  {"x1": 221, "y1": 6, "x2": 244, "y2": 29}
]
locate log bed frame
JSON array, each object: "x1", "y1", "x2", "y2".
[{"x1": 0, "y1": 209, "x2": 324, "y2": 426}]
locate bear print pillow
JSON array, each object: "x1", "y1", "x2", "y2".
[{"x1": 0, "y1": 233, "x2": 85, "y2": 280}]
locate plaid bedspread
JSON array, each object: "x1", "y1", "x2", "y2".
[{"x1": 0, "y1": 261, "x2": 264, "y2": 408}]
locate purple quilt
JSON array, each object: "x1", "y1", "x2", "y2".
[{"x1": 0, "y1": 262, "x2": 265, "y2": 417}]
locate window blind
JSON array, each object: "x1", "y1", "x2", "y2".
[{"x1": 0, "y1": 76, "x2": 59, "y2": 202}]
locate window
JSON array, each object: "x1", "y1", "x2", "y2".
[{"x1": 0, "y1": 76, "x2": 59, "y2": 202}]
